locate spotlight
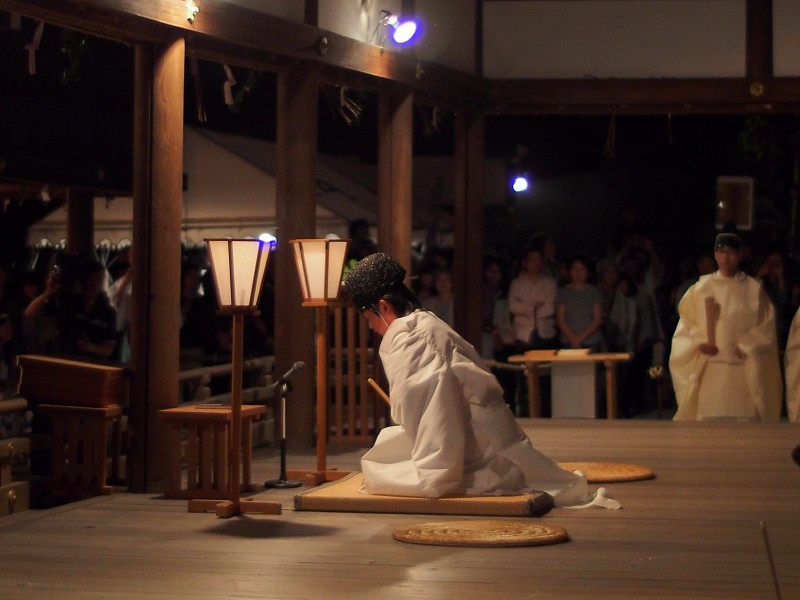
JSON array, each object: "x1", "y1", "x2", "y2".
[
  {"x1": 186, "y1": 0, "x2": 199, "y2": 24},
  {"x1": 511, "y1": 175, "x2": 530, "y2": 193},
  {"x1": 379, "y1": 10, "x2": 419, "y2": 45}
]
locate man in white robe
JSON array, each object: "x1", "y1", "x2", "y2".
[
  {"x1": 342, "y1": 253, "x2": 617, "y2": 508},
  {"x1": 784, "y1": 308, "x2": 800, "y2": 422},
  {"x1": 670, "y1": 233, "x2": 782, "y2": 421}
]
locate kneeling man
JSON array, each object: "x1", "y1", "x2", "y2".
[{"x1": 343, "y1": 252, "x2": 615, "y2": 508}]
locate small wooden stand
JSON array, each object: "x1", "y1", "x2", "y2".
[
  {"x1": 38, "y1": 403, "x2": 122, "y2": 498},
  {"x1": 160, "y1": 404, "x2": 266, "y2": 500},
  {"x1": 508, "y1": 351, "x2": 632, "y2": 418},
  {"x1": 169, "y1": 313, "x2": 280, "y2": 517}
]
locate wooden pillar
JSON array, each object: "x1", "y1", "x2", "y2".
[
  {"x1": 275, "y1": 68, "x2": 318, "y2": 448},
  {"x1": 66, "y1": 189, "x2": 94, "y2": 257},
  {"x1": 127, "y1": 38, "x2": 184, "y2": 492},
  {"x1": 377, "y1": 91, "x2": 413, "y2": 272},
  {"x1": 453, "y1": 110, "x2": 485, "y2": 346},
  {"x1": 746, "y1": 0, "x2": 773, "y2": 81}
]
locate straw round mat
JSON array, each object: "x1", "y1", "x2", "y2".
[
  {"x1": 558, "y1": 461, "x2": 655, "y2": 483},
  {"x1": 392, "y1": 519, "x2": 569, "y2": 548}
]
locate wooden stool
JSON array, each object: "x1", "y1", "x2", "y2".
[
  {"x1": 159, "y1": 404, "x2": 266, "y2": 500},
  {"x1": 38, "y1": 403, "x2": 122, "y2": 498}
]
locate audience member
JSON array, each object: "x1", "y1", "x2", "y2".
[
  {"x1": 756, "y1": 246, "x2": 799, "y2": 351},
  {"x1": 784, "y1": 306, "x2": 800, "y2": 422},
  {"x1": 596, "y1": 258, "x2": 630, "y2": 352},
  {"x1": 421, "y1": 269, "x2": 454, "y2": 327},
  {"x1": 346, "y1": 219, "x2": 378, "y2": 266},
  {"x1": 670, "y1": 233, "x2": 782, "y2": 421},
  {"x1": 481, "y1": 258, "x2": 518, "y2": 413},
  {"x1": 108, "y1": 250, "x2": 133, "y2": 362},
  {"x1": 529, "y1": 231, "x2": 566, "y2": 284},
  {"x1": 508, "y1": 247, "x2": 558, "y2": 351},
  {"x1": 19, "y1": 270, "x2": 57, "y2": 354},
  {"x1": 0, "y1": 313, "x2": 16, "y2": 391},
  {"x1": 555, "y1": 255, "x2": 604, "y2": 351},
  {"x1": 24, "y1": 257, "x2": 119, "y2": 360}
]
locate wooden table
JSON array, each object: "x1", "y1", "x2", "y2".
[
  {"x1": 159, "y1": 404, "x2": 266, "y2": 501},
  {"x1": 508, "y1": 351, "x2": 632, "y2": 418}
]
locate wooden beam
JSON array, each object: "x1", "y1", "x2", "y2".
[
  {"x1": 487, "y1": 77, "x2": 800, "y2": 114},
  {"x1": 0, "y1": 0, "x2": 484, "y2": 110}
]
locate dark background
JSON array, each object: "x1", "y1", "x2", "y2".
[{"x1": 2, "y1": 18, "x2": 798, "y2": 267}]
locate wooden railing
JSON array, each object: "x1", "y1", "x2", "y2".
[{"x1": 177, "y1": 356, "x2": 274, "y2": 406}]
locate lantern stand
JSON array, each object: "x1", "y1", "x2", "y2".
[
  {"x1": 188, "y1": 238, "x2": 282, "y2": 518},
  {"x1": 284, "y1": 238, "x2": 351, "y2": 486}
]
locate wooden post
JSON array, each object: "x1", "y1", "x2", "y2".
[
  {"x1": 66, "y1": 189, "x2": 94, "y2": 257},
  {"x1": 128, "y1": 38, "x2": 184, "y2": 493},
  {"x1": 275, "y1": 68, "x2": 318, "y2": 448},
  {"x1": 746, "y1": 0, "x2": 773, "y2": 81},
  {"x1": 377, "y1": 91, "x2": 413, "y2": 272},
  {"x1": 453, "y1": 110, "x2": 485, "y2": 345}
]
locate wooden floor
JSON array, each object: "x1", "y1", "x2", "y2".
[{"x1": 1, "y1": 419, "x2": 798, "y2": 599}]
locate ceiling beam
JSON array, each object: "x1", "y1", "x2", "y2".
[
  {"x1": 487, "y1": 77, "x2": 800, "y2": 114},
  {"x1": 0, "y1": 0, "x2": 485, "y2": 110}
]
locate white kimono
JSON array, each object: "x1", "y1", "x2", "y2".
[
  {"x1": 784, "y1": 308, "x2": 800, "y2": 422},
  {"x1": 361, "y1": 310, "x2": 603, "y2": 507},
  {"x1": 670, "y1": 272, "x2": 782, "y2": 421}
]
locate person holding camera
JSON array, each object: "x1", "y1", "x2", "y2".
[{"x1": 25, "y1": 257, "x2": 118, "y2": 361}]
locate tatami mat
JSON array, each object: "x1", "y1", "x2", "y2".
[{"x1": 294, "y1": 472, "x2": 554, "y2": 517}]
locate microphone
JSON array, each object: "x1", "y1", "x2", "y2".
[{"x1": 273, "y1": 361, "x2": 306, "y2": 391}]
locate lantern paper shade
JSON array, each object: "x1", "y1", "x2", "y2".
[
  {"x1": 291, "y1": 239, "x2": 349, "y2": 304},
  {"x1": 205, "y1": 238, "x2": 271, "y2": 310}
]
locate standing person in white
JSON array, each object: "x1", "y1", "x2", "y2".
[
  {"x1": 670, "y1": 233, "x2": 782, "y2": 421},
  {"x1": 342, "y1": 252, "x2": 618, "y2": 508},
  {"x1": 783, "y1": 307, "x2": 800, "y2": 422}
]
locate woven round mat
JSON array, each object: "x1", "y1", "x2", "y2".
[
  {"x1": 558, "y1": 461, "x2": 655, "y2": 483},
  {"x1": 392, "y1": 519, "x2": 569, "y2": 548}
]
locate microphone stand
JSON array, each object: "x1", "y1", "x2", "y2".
[{"x1": 265, "y1": 381, "x2": 302, "y2": 489}]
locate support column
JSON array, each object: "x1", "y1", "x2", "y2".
[
  {"x1": 66, "y1": 189, "x2": 94, "y2": 257},
  {"x1": 746, "y1": 0, "x2": 773, "y2": 81},
  {"x1": 127, "y1": 38, "x2": 184, "y2": 492},
  {"x1": 377, "y1": 91, "x2": 413, "y2": 273},
  {"x1": 275, "y1": 68, "x2": 318, "y2": 448},
  {"x1": 453, "y1": 110, "x2": 485, "y2": 346}
]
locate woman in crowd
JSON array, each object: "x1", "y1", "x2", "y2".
[{"x1": 555, "y1": 255, "x2": 604, "y2": 351}]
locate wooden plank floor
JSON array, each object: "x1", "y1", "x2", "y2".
[{"x1": 1, "y1": 419, "x2": 798, "y2": 599}]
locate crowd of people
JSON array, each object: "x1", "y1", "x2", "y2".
[
  {"x1": 1, "y1": 203, "x2": 800, "y2": 422},
  {"x1": 408, "y1": 207, "x2": 800, "y2": 421},
  {"x1": 0, "y1": 245, "x2": 276, "y2": 401}
]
